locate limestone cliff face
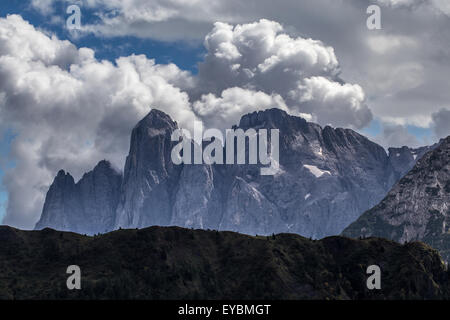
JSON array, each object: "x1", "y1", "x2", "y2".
[
  {"x1": 35, "y1": 160, "x2": 121, "y2": 234},
  {"x1": 36, "y1": 108, "x2": 427, "y2": 238},
  {"x1": 387, "y1": 145, "x2": 434, "y2": 184},
  {"x1": 343, "y1": 137, "x2": 450, "y2": 260},
  {"x1": 114, "y1": 110, "x2": 181, "y2": 229}
]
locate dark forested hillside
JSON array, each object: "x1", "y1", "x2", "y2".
[{"x1": 0, "y1": 226, "x2": 449, "y2": 300}]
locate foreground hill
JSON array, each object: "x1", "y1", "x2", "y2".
[
  {"x1": 343, "y1": 136, "x2": 450, "y2": 261},
  {"x1": 0, "y1": 226, "x2": 449, "y2": 299}
]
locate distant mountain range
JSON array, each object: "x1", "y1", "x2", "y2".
[
  {"x1": 343, "y1": 136, "x2": 450, "y2": 261},
  {"x1": 1, "y1": 226, "x2": 449, "y2": 299},
  {"x1": 35, "y1": 108, "x2": 432, "y2": 238}
]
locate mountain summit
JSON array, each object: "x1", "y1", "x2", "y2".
[
  {"x1": 35, "y1": 108, "x2": 428, "y2": 238},
  {"x1": 35, "y1": 160, "x2": 122, "y2": 234}
]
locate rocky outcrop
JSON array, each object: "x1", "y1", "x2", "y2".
[
  {"x1": 115, "y1": 110, "x2": 181, "y2": 229},
  {"x1": 35, "y1": 108, "x2": 429, "y2": 238},
  {"x1": 387, "y1": 145, "x2": 434, "y2": 183},
  {"x1": 35, "y1": 160, "x2": 122, "y2": 234},
  {"x1": 343, "y1": 136, "x2": 450, "y2": 260},
  {"x1": 227, "y1": 109, "x2": 398, "y2": 237}
]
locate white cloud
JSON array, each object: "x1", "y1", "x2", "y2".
[
  {"x1": 197, "y1": 20, "x2": 340, "y2": 97},
  {"x1": 31, "y1": 0, "x2": 59, "y2": 15},
  {"x1": 194, "y1": 20, "x2": 367, "y2": 128},
  {"x1": 367, "y1": 35, "x2": 417, "y2": 55},
  {"x1": 28, "y1": 0, "x2": 450, "y2": 133},
  {"x1": 193, "y1": 87, "x2": 291, "y2": 131},
  {"x1": 291, "y1": 77, "x2": 372, "y2": 129}
]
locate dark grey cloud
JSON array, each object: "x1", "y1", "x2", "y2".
[
  {"x1": 374, "y1": 123, "x2": 420, "y2": 148},
  {"x1": 432, "y1": 108, "x2": 450, "y2": 139}
]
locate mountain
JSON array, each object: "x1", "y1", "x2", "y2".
[
  {"x1": 35, "y1": 108, "x2": 427, "y2": 238},
  {"x1": 115, "y1": 110, "x2": 182, "y2": 228},
  {"x1": 387, "y1": 145, "x2": 434, "y2": 179},
  {"x1": 1, "y1": 226, "x2": 449, "y2": 299},
  {"x1": 35, "y1": 160, "x2": 122, "y2": 235},
  {"x1": 343, "y1": 136, "x2": 450, "y2": 261}
]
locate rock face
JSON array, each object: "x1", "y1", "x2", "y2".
[
  {"x1": 387, "y1": 145, "x2": 434, "y2": 181},
  {"x1": 228, "y1": 109, "x2": 395, "y2": 237},
  {"x1": 343, "y1": 136, "x2": 450, "y2": 260},
  {"x1": 115, "y1": 110, "x2": 181, "y2": 228},
  {"x1": 35, "y1": 161, "x2": 122, "y2": 234},
  {"x1": 35, "y1": 108, "x2": 427, "y2": 238}
]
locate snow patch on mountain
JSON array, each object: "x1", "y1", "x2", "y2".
[{"x1": 303, "y1": 165, "x2": 331, "y2": 178}]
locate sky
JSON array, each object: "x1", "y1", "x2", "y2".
[{"x1": 0, "y1": 0, "x2": 449, "y2": 227}]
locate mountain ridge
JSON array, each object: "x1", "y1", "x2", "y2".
[
  {"x1": 1, "y1": 225, "x2": 449, "y2": 299},
  {"x1": 35, "y1": 108, "x2": 433, "y2": 238}
]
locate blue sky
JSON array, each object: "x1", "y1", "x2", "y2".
[
  {"x1": 0, "y1": 130, "x2": 15, "y2": 222},
  {"x1": 0, "y1": 1, "x2": 205, "y2": 72}
]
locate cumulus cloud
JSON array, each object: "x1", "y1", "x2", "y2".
[
  {"x1": 292, "y1": 77, "x2": 372, "y2": 129},
  {"x1": 194, "y1": 19, "x2": 369, "y2": 129},
  {"x1": 193, "y1": 87, "x2": 292, "y2": 131},
  {"x1": 28, "y1": 0, "x2": 450, "y2": 134},
  {"x1": 197, "y1": 20, "x2": 340, "y2": 96}
]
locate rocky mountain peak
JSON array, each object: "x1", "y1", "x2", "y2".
[
  {"x1": 91, "y1": 160, "x2": 119, "y2": 175},
  {"x1": 54, "y1": 170, "x2": 75, "y2": 184},
  {"x1": 115, "y1": 109, "x2": 181, "y2": 229},
  {"x1": 135, "y1": 109, "x2": 178, "y2": 132},
  {"x1": 35, "y1": 160, "x2": 122, "y2": 235},
  {"x1": 238, "y1": 108, "x2": 311, "y2": 133}
]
